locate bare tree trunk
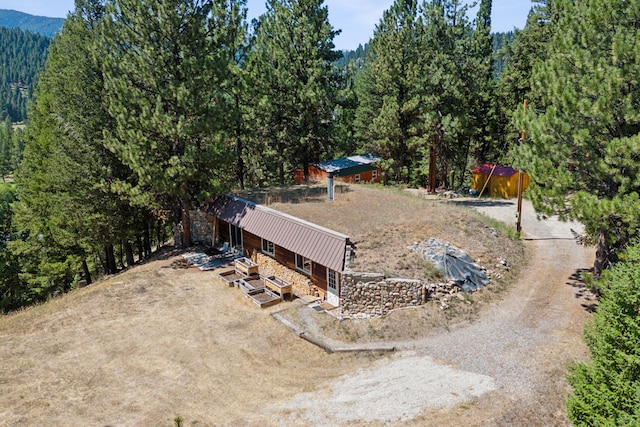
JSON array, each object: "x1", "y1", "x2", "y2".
[
  {"x1": 136, "y1": 236, "x2": 143, "y2": 262},
  {"x1": 594, "y1": 229, "x2": 611, "y2": 278},
  {"x1": 157, "y1": 222, "x2": 164, "y2": 252},
  {"x1": 104, "y1": 244, "x2": 117, "y2": 275},
  {"x1": 123, "y1": 239, "x2": 135, "y2": 267},
  {"x1": 235, "y1": 94, "x2": 245, "y2": 190},
  {"x1": 82, "y1": 259, "x2": 92, "y2": 285},
  {"x1": 181, "y1": 197, "x2": 191, "y2": 248},
  {"x1": 144, "y1": 220, "x2": 152, "y2": 256},
  {"x1": 428, "y1": 142, "x2": 437, "y2": 193}
]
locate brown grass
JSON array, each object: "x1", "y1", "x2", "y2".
[
  {"x1": 241, "y1": 184, "x2": 524, "y2": 283},
  {"x1": 0, "y1": 183, "x2": 529, "y2": 425},
  {"x1": 0, "y1": 254, "x2": 382, "y2": 425}
]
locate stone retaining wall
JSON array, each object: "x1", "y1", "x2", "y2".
[
  {"x1": 340, "y1": 271, "x2": 460, "y2": 318},
  {"x1": 252, "y1": 252, "x2": 317, "y2": 297}
]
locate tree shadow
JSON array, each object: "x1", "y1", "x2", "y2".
[
  {"x1": 451, "y1": 198, "x2": 515, "y2": 208},
  {"x1": 566, "y1": 267, "x2": 598, "y2": 313}
]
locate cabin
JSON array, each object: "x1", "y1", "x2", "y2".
[
  {"x1": 201, "y1": 195, "x2": 350, "y2": 306},
  {"x1": 294, "y1": 153, "x2": 382, "y2": 184},
  {"x1": 471, "y1": 164, "x2": 530, "y2": 199}
]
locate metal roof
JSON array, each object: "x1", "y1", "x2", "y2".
[
  {"x1": 202, "y1": 195, "x2": 349, "y2": 272},
  {"x1": 314, "y1": 153, "x2": 381, "y2": 177},
  {"x1": 472, "y1": 164, "x2": 519, "y2": 178}
]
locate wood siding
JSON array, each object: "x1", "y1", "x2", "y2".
[
  {"x1": 313, "y1": 263, "x2": 327, "y2": 291},
  {"x1": 274, "y1": 245, "x2": 328, "y2": 292},
  {"x1": 242, "y1": 230, "x2": 261, "y2": 257},
  {"x1": 340, "y1": 169, "x2": 381, "y2": 184},
  {"x1": 306, "y1": 165, "x2": 382, "y2": 184}
]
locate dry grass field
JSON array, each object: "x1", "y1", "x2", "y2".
[
  {"x1": 0, "y1": 254, "x2": 377, "y2": 426},
  {"x1": 0, "y1": 184, "x2": 593, "y2": 426},
  {"x1": 241, "y1": 184, "x2": 524, "y2": 282}
]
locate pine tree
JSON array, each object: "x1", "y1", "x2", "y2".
[
  {"x1": 566, "y1": 240, "x2": 640, "y2": 425},
  {"x1": 469, "y1": 0, "x2": 502, "y2": 167},
  {"x1": 0, "y1": 184, "x2": 24, "y2": 312},
  {"x1": 100, "y1": 0, "x2": 239, "y2": 246},
  {"x1": 246, "y1": 0, "x2": 341, "y2": 184},
  {"x1": 353, "y1": 0, "x2": 422, "y2": 184},
  {"x1": 11, "y1": 0, "x2": 152, "y2": 300},
  {"x1": 515, "y1": 0, "x2": 640, "y2": 275},
  {"x1": 498, "y1": 0, "x2": 556, "y2": 142},
  {"x1": 417, "y1": 0, "x2": 475, "y2": 190}
]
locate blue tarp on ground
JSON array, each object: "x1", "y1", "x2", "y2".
[{"x1": 410, "y1": 238, "x2": 490, "y2": 292}]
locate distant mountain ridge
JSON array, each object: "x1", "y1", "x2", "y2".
[{"x1": 0, "y1": 9, "x2": 64, "y2": 38}]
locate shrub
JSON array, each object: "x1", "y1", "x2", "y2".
[{"x1": 566, "y1": 241, "x2": 640, "y2": 426}]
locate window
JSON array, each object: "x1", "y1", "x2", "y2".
[
  {"x1": 295, "y1": 254, "x2": 312, "y2": 275},
  {"x1": 262, "y1": 239, "x2": 274, "y2": 256},
  {"x1": 372, "y1": 170, "x2": 378, "y2": 181},
  {"x1": 354, "y1": 174, "x2": 361, "y2": 183},
  {"x1": 327, "y1": 269, "x2": 338, "y2": 292}
]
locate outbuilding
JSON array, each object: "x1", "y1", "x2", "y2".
[
  {"x1": 201, "y1": 195, "x2": 350, "y2": 306},
  {"x1": 294, "y1": 153, "x2": 382, "y2": 184},
  {"x1": 471, "y1": 164, "x2": 530, "y2": 199}
]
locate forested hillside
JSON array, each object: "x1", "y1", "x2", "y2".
[
  {"x1": 0, "y1": 26, "x2": 50, "y2": 122},
  {"x1": 0, "y1": 9, "x2": 64, "y2": 37}
]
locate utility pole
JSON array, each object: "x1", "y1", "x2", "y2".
[{"x1": 516, "y1": 99, "x2": 528, "y2": 234}]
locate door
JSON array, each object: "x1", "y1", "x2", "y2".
[
  {"x1": 327, "y1": 269, "x2": 339, "y2": 306},
  {"x1": 230, "y1": 224, "x2": 242, "y2": 252}
]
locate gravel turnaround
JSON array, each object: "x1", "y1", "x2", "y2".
[{"x1": 275, "y1": 199, "x2": 594, "y2": 426}]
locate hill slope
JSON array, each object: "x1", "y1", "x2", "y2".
[
  {"x1": 0, "y1": 9, "x2": 64, "y2": 37},
  {"x1": 0, "y1": 26, "x2": 50, "y2": 122}
]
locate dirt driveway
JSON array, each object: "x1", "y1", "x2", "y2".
[{"x1": 274, "y1": 198, "x2": 596, "y2": 426}]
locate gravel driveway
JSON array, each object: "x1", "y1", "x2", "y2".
[{"x1": 277, "y1": 199, "x2": 595, "y2": 426}]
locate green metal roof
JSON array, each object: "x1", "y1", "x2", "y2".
[{"x1": 314, "y1": 154, "x2": 381, "y2": 177}]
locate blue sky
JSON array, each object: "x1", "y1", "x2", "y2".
[{"x1": 3, "y1": 0, "x2": 532, "y2": 50}]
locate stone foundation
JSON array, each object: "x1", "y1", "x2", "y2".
[
  {"x1": 252, "y1": 252, "x2": 318, "y2": 297},
  {"x1": 340, "y1": 271, "x2": 460, "y2": 318}
]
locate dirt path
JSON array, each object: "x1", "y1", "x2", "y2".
[{"x1": 275, "y1": 199, "x2": 595, "y2": 426}]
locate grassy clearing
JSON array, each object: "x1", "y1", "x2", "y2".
[
  {"x1": 0, "y1": 183, "x2": 530, "y2": 425},
  {"x1": 242, "y1": 183, "x2": 524, "y2": 284},
  {"x1": 242, "y1": 183, "x2": 526, "y2": 342}
]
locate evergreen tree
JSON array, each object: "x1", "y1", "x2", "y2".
[
  {"x1": 0, "y1": 26, "x2": 50, "y2": 122},
  {"x1": 566, "y1": 240, "x2": 640, "y2": 425},
  {"x1": 226, "y1": 0, "x2": 251, "y2": 190},
  {"x1": 0, "y1": 119, "x2": 11, "y2": 179},
  {"x1": 498, "y1": 0, "x2": 556, "y2": 143},
  {"x1": 515, "y1": 0, "x2": 640, "y2": 275},
  {"x1": 468, "y1": 0, "x2": 502, "y2": 167},
  {"x1": 100, "y1": 0, "x2": 239, "y2": 246},
  {"x1": 354, "y1": 0, "x2": 477, "y2": 189},
  {"x1": 353, "y1": 0, "x2": 423, "y2": 183},
  {"x1": 246, "y1": 0, "x2": 341, "y2": 184},
  {"x1": 11, "y1": 0, "x2": 153, "y2": 301},
  {"x1": 0, "y1": 184, "x2": 25, "y2": 312},
  {"x1": 417, "y1": 0, "x2": 475, "y2": 190}
]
